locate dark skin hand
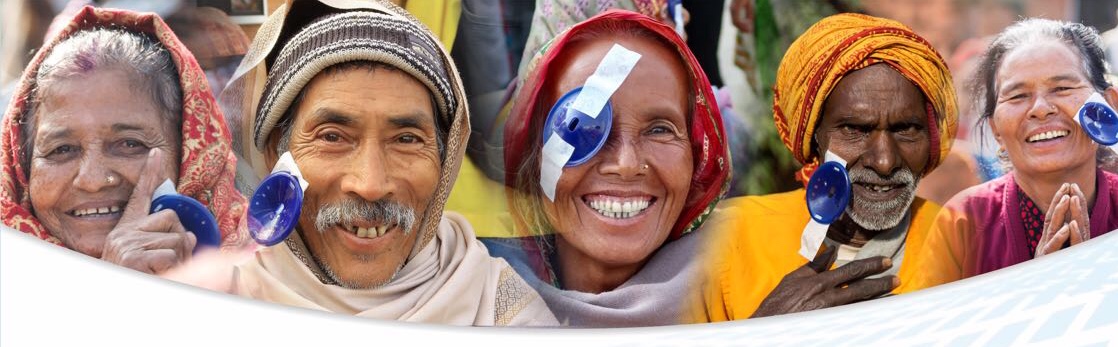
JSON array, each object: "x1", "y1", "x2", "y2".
[{"x1": 751, "y1": 244, "x2": 898, "y2": 318}]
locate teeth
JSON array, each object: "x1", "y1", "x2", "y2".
[
  {"x1": 72, "y1": 206, "x2": 123, "y2": 217},
  {"x1": 347, "y1": 225, "x2": 392, "y2": 239},
  {"x1": 866, "y1": 185, "x2": 894, "y2": 193},
  {"x1": 586, "y1": 197, "x2": 653, "y2": 219},
  {"x1": 1027, "y1": 130, "x2": 1069, "y2": 143}
]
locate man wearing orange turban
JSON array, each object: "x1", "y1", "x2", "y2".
[{"x1": 694, "y1": 13, "x2": 959, "y2": 320}]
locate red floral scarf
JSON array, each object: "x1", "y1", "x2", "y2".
[{"x1": 0, "y1": 6, "x2": 247, "y2": 250}]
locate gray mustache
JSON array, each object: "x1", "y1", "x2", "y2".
[
  {"x1": 847, "y1": 166, "x2": 916, "y2": 187},
  {"x1": 314, "y1": 198, "x2": 417, "y2": 235}
]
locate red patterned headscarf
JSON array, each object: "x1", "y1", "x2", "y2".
[
  {"x1": 504, "y1": 10, "x2": 730, "y2": 240},
  {"x1": 0, "y1": 6, "x2": 248, "y2": 250}
]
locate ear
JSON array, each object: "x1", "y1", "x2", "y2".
[
  {"x1": 1103, "y1": 86, "x2": 1118, "y2": 109},
  {"x1": 263, "y1": 130, "x2": 281, "y2": 172},
  {"x1": 988, "y1": 116, "x2": 1004, "y2": 147}
]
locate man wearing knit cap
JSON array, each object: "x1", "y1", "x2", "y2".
[
  {"x1": 694, "y1": 13, "x2": 959, "y2": 320},
  {"x1": 224, "y1": 0, "x2": 556, "y2": 325}
]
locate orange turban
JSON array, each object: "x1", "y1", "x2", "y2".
[{"x1": 773, "y1": 13, "x2": 958, "y2": 183}]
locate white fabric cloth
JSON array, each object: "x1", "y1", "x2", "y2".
[{"x1": 233, "y1": 212, "x2": 556, "y2": 326}]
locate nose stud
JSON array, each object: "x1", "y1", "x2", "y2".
[
  {"x1": 106, "y1": 175, "x2": 116, "y2": 185},
  {"x1": 641, "y1": 164, "x2": 650, "y2": 171}
]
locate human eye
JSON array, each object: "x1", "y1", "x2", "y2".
[
  {"x1": 396, "y1": 133, "x2": 423, "y2": 144},
  {"x1": 46, "y1": 144, "x2": 79, "y2": 159},
  {"x1": 114, "y1": 139, "x2": 150, "y2": 156}
]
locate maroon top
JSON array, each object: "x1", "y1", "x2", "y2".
[{"x1": 961, "y1": 169, "x2": 1118, "y2": 276}]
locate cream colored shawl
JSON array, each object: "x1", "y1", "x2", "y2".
[
  {"x1": 224, "y1": 0, "x2": 556, "y2": 326},
  {"x1": 234, "y1": 213, "x2": 555, "y2": 326}
]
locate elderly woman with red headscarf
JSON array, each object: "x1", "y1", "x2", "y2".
[
  {"x1": 693, "y1": 13, "x2": 960, "y2": 321},
  {"x1": 0, "y1": 7, "x2": 247, "y2": 273},
  {"x1": 480, "y1": 10, "x2": 730, "y2": 327}
]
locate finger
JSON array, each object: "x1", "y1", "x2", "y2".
[
  {"x1": 805, "y1": 243, "x2": 838, "y2": 274},
  {"x1": 144, "y1": 248, "x2": 180, "y2": 274},
  {"x1": 120, "y1": 149, "x2": 168, "y2": 222},
  {"x1": 180, "y1": 230, "x2": 197, "y2": 261},
  {"x1": 822, "y1": 276, "x2": 898, "y2": 306},
  {"x1": 1069, "y1": 220, "x2": 1085, "y2": 245},
  {"x1": 819, "y1": 256, "x2": 892, "y2": 287},
  {"x1": 136, "y1": 209, "x2": 184, "y2": 234},
  {"x1": 1069, "y1": 195, "x2": 1090, "y2": 240},
  {"x1": 1069, "y1": 183, "x2": 1086, "y2": 201},
  {"x1": 1069, "y1": 195, "x2": 1084, "y2": 221},
  {"x1": 1046, "y1": 195, "x2": 1070, "y2": 238},
  {"x1": 1043, "y1": 184, "x2": 1070, "y2": 227},
  {"x1": 1038, "y1": 223, "x2": 1071, "y2": 257},
  {"x1": 138, "y1": 210, "x2": 196, "y2": 256}
]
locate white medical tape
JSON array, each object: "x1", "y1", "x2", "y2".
[
  {"x1": 152, "y1": 179, "x2": 177, "y2": 200},
  {"x1": 570, "y1": 44, "x2": 642, "y2": 118},
  {"x1": 1074, "y1": 92, "x2": 1109, "y2": 126},
  {"x1": 540, "y1": 133, "x2": 576, "y2": 201},
  {"x1": 798, "y1": 150, "x2": 849, "y2": 260},
  {"x1": 273, "y1": 152, "x2": 310, "y2": 193}
]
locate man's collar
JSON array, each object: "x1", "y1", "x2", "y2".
[{"x1": 284, "y1": 229, "x2": 337, "y2": 285}]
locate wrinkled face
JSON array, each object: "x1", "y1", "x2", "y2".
[
  {"x1": 29, "y1": 69, "x2": 180, "y2": 256},
  {"x1": 991, "y1": 40, "x2": 1099, "y2": 177},
  {"x1": 273, "y1": 66, "x2": 441, "y2": 289},
  {"x1": 541, "y1": 35, "x2": 693, "y2": 268},
  {"x1": 816, "y1": 64, "x2": 930, "y2": 231}
]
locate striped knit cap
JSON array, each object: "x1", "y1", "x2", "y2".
[{"x1": 253, "y1": 10, "x2": 457, "y2": 149}]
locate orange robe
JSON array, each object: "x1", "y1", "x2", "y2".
[{"x1": 692, "y1": 189, "x2": 941, "y2": 321}]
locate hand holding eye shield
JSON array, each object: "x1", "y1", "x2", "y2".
[
  {"x1": 101, "y1": 149, "x2": 197, "y2": 274},
  {"x1": 752, "y1": 244, "x2": 897, "y2": 318}
]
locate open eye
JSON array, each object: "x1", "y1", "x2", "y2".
[
  {"x1": 115, "y1": 139, "x2": 150, "y2": 156},
  {"x1": 648, "y1": 125, "x2": 672, "y2": 135},
  {"x1": 893, "y1": 123, "x2": 924, "y2": 139},
  {"x1": 47, "y1": 144, "x2": 78, "y2": 158},
  {"x1": 838, "y1": 124, "x2": 864, "y2": 135},
  {"x1": 315, "y1": 130, "x2": 349, "y2": 145},
  {"x1": 645, "y1": 119, "x2": 682, "y2": 137},
  {"x1": 397, "y1": 133, "x2": 421, "y2": 144}
]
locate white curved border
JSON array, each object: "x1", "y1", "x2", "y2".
[{"x1": 3, "y1": 226, "x2": 1116, "y2": 346}]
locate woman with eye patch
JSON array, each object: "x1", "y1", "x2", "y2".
[
  {"x1": 914, "y1": 18, "x2": 1118, "y2": 288},
  {"x1": 0, "y1": 7, "x2": 247, "y2": 274},
  {"x1": 480, "y1": 10, "x2": 730, "y2": 327}
]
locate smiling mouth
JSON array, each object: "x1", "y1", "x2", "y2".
[
  {"x1": 855, "y1": 183, "x2": 903, "y2": 193},
  {"x1": 1027, "y1": 130, "x2": 1069, "y2": 143},
  {"x1": 582, "y1": 195, "x2": 656, "y2": 219},
  {"x1": 340, "y1": 224, "x2": 396, "y2": 239},
  {"x1": 69, "y1": 205, "x2": 122, "y2": 217}
]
